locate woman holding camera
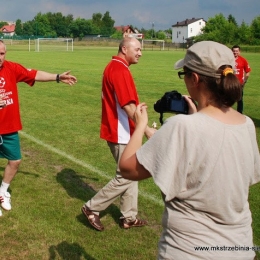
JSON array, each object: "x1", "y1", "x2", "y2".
[{"x1": 119, "y1": 41, "x2": 260, "y2": 260}]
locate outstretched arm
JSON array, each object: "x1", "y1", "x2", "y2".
[
  {"x1": 35, "y1": 70, "x2": 77, "y2": 86},
  {"x1": 120, "y1": 103, "x2": 151, "y2": 181}
]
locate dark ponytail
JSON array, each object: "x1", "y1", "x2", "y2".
[
  {"x1": 200, "y1": 65, "x2": 241, "y2": 107},
  {"x1": 216, "y1": 65, "x2": 242, "y2": 107}
]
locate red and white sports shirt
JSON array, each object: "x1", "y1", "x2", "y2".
[
  {"x1": 234, "y1": 56, "x2": 251, "y2": 84},
  {"x1": 0, "y1": 60, "x2": 37, "y2": 134},
  {"x1": 100, "y1": 56, "x2": 139, "y2": 144}
]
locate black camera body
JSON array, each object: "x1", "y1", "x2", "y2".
[
  {"x1": 154, "y1": 90, "x2": 188, "y2": 114},
  {"x1": 154, "y1": 90, "x2": 188, "y2": 124}
]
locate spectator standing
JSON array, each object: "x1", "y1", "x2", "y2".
[
  {"x1": 0, "y1": 40, "x2": 77, "y2": 215},
  {"x1": 232, "y1": 45, "x2": 251, "y2": 114}
]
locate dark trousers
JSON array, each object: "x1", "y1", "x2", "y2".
[{"x1": 237, "y1": 90, "x2": 244, "y2": 114}]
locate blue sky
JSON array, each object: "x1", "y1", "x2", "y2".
[{"x1": 1, "y1": 0, "x2": 259, "y2": 30}]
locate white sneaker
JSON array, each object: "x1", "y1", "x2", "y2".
[
  {"x1": 0, "y1": 208, "x2": 2, "y2": 216},
  {"x1": 0, "y1": 191, "x2": 11, "y2": 211}
]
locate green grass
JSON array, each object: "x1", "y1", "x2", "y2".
[{"x1": 0, "y1": 45, "x2": 259, "y2": 259}]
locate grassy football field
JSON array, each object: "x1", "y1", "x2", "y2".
[{"x1": 0, "y1": 44, "x2": 259, "y2": 259}]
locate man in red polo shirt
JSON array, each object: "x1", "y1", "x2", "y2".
[
  {"x1": 0, "y1": 40, "x2": 77, "y2": 215},
  {"x1": 82, "y1": 37, "x2": 155, "y2": 231},
  {"x1": 232, "y1": 45, "x2": 251, "y2": 114}
]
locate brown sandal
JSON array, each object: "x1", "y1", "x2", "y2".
[
  {"x1": 119, "y1": 217, "x2": 147, "y2": 229},
  {"x1": 82, "y1": 206, "x2": 104, "y2": 231}
]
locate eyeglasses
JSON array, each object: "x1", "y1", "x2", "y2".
[{"x1": 178, "y1": 71, "x2": 189, "y2": 79}]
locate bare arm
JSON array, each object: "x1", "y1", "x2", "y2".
[
  {"x1": 35, "y1": 70, "x2": 77, "y2": 85},
  {"x1": 123, "y1": 102, "x2": 137, "y2": 120},
  {"x1": 243, "y1": 72, "x2": 250, "y2": 85},
  {"x1": 123, "y1": 102, "x2": 157, "y2": 139},
  {"x1": 120, "y1": 103, "x2": 152, "y2": 180}
]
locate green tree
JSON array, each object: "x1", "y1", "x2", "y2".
[
  {"x1": 22, "y1": 21, "x2": 34, "y2": 36},
  {"x1": 143, "y1": 29, "x2": 153, "y2": 39},
  {"x1": 251, "y1": 15, "x2": 260, "y2": 44},
  {"x1": 221, "y1": 21, "x2": 238, "y2": 45},
  {"x1": 0, "y1": 21, "x2": 8, "y2": 29},
  {"x1": 69, "y1": 18, "x2": 96, "y2": 38},
  {"x1": 157, "y1": 31, "x2": 166, "y2": 40},
  {"x1": 227, "y1": 14, "x2": 238, "y2": 27},
  {"x1": 46, "y1": 12, "x2": 73, "y2": 37},
  {"x1": 15, "y1": 19, "x2": 23, "y2": 35},
  {"x1": 92, "y1": 13, "x2": 102, "y2": 28},
  {"x1": 100, "y1": 11, "x2": 115, "y2": 36},
  {"x1": 203, "y1": 13, "x2": 227, "y2": 34},
  {"x1": 110, "y1": 30, "x2": 123, "y2": 39},
  {"x1": 165, "y1": 28, "x2": 172, "y2": 35},
  {"x1": 237, "y1": 21, "x2": 252, "y2": 45},
  {"x1": 32, "y1": 12, "x2": 56, "y2": 37},
  {"x1": 195, "y1": 13, "x2": 238, "y2": 44}
]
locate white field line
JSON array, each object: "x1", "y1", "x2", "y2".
[{"x1": 20, "y1": 131, "x2": 163, "y2": 206}]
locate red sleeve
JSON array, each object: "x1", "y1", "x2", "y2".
[
  {"x1": 242, "y1": 57, "x2": 251, "y2": 73},
  {"x1": 112, "y1": 68, "x2": 138, "y2": 108},
  {"x1": 10, "y1": 61, "x2": 37, "y2": 86}
]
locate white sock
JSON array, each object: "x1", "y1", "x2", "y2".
[{"x1": 0, "y1": 181, "x2": 10, "y2": 194}]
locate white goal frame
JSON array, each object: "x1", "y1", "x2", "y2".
[
  {"x1": 35, "y1": 38, "x2": 74, "y2": 52},
  {"x1": 141, "y1": 39, "x2": 165, "y2": 50}
]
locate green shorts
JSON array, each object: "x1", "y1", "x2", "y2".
[{"x1": 0, "y1": 132, "x2": 22, "y2": 160}]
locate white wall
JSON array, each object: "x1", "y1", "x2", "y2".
[
  {"x1": 187, "y1": 20, "x2": 205, "y2": 38},
  {"x1": 172, "y1": 19, "x2": 205, "y2": 43},
  {"x1": 172, "y1": 26, "x2": 187, "y2": 44}
]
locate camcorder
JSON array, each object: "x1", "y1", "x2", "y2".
[{"x1": 154, "y1": 90, "x2": 188, "y2": 125}]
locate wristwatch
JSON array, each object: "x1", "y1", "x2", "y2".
[{"x1": 56, "y1": 74, "x2": 60, "y2": 83}]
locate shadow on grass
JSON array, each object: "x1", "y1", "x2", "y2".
[
  {"x1": 49, "y1": 241, "x2": 96, "y2": 260},
  {"x1": 56, "y1": 168, "x2": 121, "y2": 229}
]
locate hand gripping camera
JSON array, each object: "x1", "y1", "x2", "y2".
[{"x1": 154, "y1": 90, "x2": 188, "y2": 125}]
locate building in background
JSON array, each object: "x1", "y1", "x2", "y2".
[
  {"x1": 114, "y1": 25, "x2": 143, "y2": 39},
  {"x1": 172, "y1": 18, "x2": 206, "y2": 45},
  {"x1": 0, "y1": 22, "x2": 16, "y2": 37}
]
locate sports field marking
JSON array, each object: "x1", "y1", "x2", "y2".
[{"x1": 20, "y1": 131, "x2": 163, "y2": 206}]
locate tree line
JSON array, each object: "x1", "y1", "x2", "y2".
[
  {"x1": 0, "y1": 11, "x2": 116, "y2": 39},
  {"x1": 0, "y1": 12, "x2": 260, "y2": 45},
  {"x1": 194, "y1": 14, "x2": 260, "y2": 45}
]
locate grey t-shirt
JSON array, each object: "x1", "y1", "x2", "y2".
[{"x1": 137, "y1": 112, "x2": 260, "y2": 260}]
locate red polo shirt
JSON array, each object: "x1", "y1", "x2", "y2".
[{"x1": 100, "y1": 56, "x2": 139, "y2": 144}]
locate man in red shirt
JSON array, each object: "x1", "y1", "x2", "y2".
[
  {"x1": 82, "y1": 37, "x2": 155, "y2": 231},
  {"x1": 232, "y1": 45, "x2": 251, "y2": 114},
  {"x1": 0, "y1": 40, "x2": 77, "y2": 215}
]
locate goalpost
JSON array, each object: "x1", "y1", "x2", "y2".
[
  {"x1": 141, "y1": 39, "x2": 165, "y2": 51},
  {"x1": 35, "y1": 38, "x2": 74, "y2": 52}
]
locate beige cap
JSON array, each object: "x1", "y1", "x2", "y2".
[{"x1": 174, "y1": 41, "x2": 235, "y2": 78}]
